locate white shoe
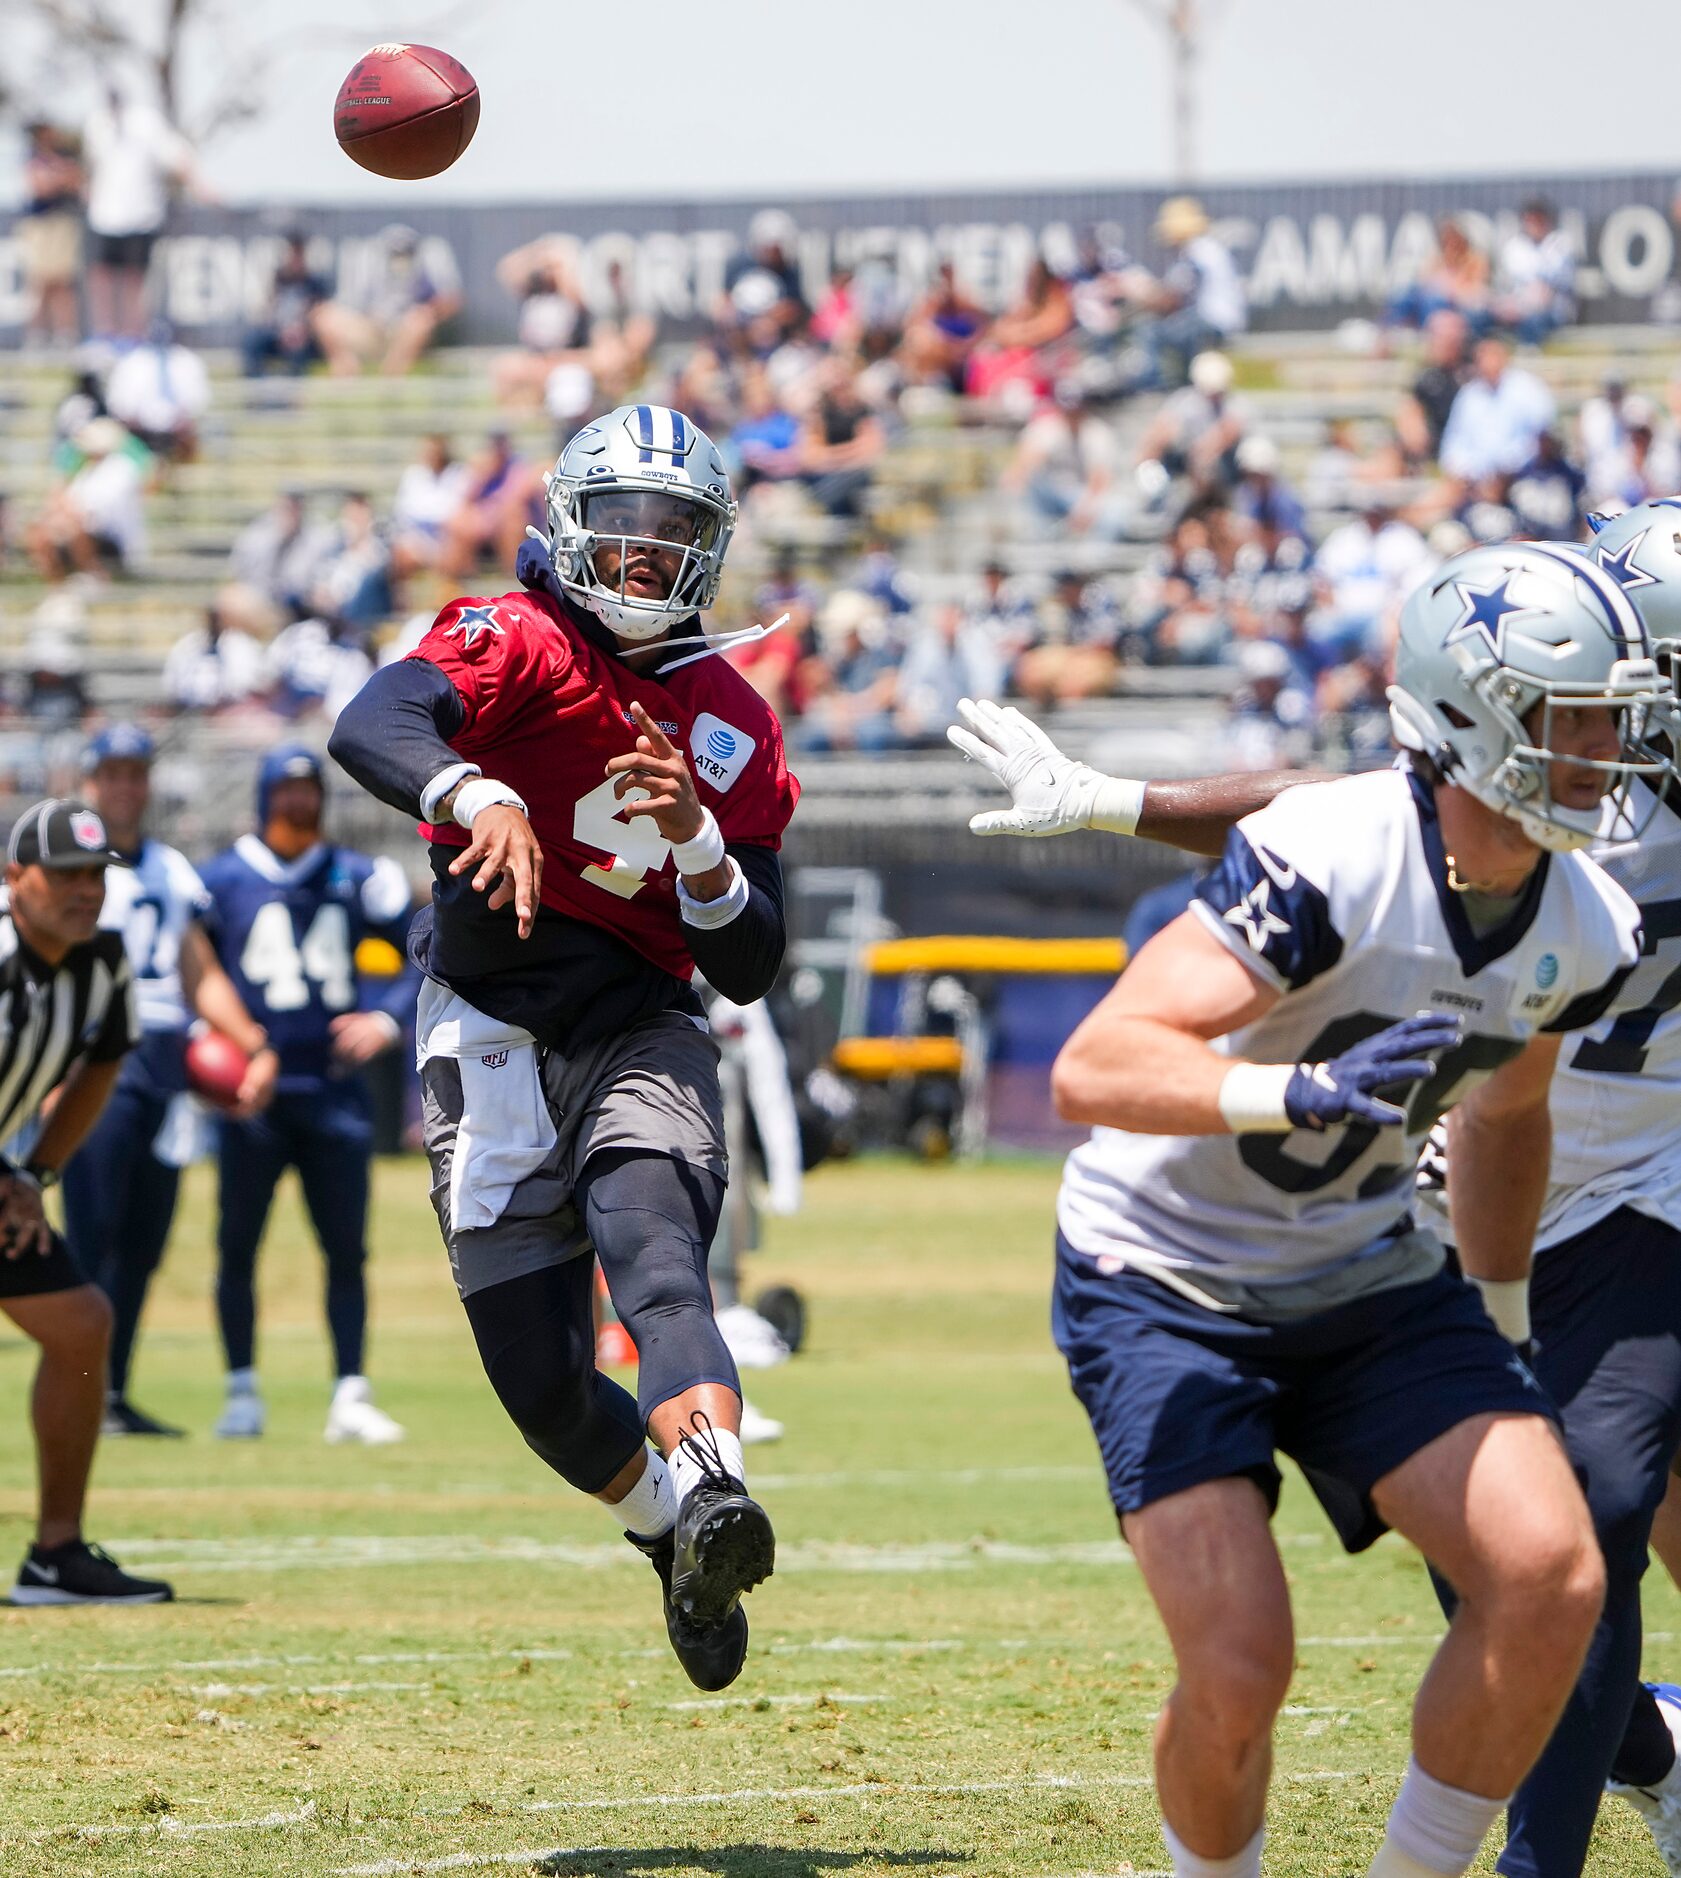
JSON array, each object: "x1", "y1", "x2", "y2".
[
  {"x1": 1610, "y1": 1682, "x2": 1681, "y2": 1873},
  {"x1": 214, "y1": 1386, "x2": 265, "y2": 1440},
  {"x1": 325, "y1": 1376, "x2": 405, "y2": 1446},
  {"x1": 738, "y1": 1396, "x2": 784, "y2": 1445},
  {"x1": 716, "y1": 1303, "x2": 791, "y2": 1371}
]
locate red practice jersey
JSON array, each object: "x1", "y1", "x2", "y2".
[{"x1": 409, "y1": 590, "x2": 800, "y2": 982}]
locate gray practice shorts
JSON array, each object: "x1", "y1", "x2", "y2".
[{"x1": 420, "y1": 1011, "x2": 726, "y2": 1300}]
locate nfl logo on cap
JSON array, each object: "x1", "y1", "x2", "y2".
[{"x1": 70, "y1": 810, "x2": 108, "y2": 852}]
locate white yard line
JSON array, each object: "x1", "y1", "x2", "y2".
[
  {"x1": 662, "y1": 1692, "x2": 882, "y2": 1711},
  {"x1": 0, "y1": 1646, "x2": 573, "y2": 1683}
]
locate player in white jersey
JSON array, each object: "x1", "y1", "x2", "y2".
[
  {"x1": 61, "y1": 725, "x2": 278, "y2": 1436},
  {"x1": 953, "y1": 541, "x2": 1667, "y2": 1878}
]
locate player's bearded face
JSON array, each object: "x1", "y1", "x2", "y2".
[
  {"x1": 268, "y1": 778, "x2": 324, "y2": 835},
  {"x1": 585, "y1": 491, "x2": 712, "y2": 609}
]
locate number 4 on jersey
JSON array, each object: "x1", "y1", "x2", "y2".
[
  {"x1": 573, "y1": 777, "x2": 673, "y2": 900},
  {"x1": 239, "y1": 901, "x2": 355, "y2": 1011}
]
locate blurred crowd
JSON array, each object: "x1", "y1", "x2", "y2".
[{"x1": 10, "y1": 165, "x2": 1681, "y2": 772}]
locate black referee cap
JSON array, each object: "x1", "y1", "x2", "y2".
[{"x1": 7, "y1": 799, "x2": 131, "y2": 871}]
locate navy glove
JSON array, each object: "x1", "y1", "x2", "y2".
[
  {"x1": 515, "y1": 530, "x2": 562, "y2": 600},
  {"x1": 1284, "y1": 1012, "x2": 1462, "y2": 1132}
]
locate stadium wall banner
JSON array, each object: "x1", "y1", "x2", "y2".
[{"x1": 2, "y1": 170, "x2": 1680, "y2": 344}]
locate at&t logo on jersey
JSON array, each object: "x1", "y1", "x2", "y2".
[{"x1": 689, "y1": 713, "x2": 756, "y2": 791}]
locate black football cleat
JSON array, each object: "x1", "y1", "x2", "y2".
[
  {"x1": 11, "y1": 1538, "x2": 174, "y2": 1606},
  {"x1": 102, "y1": 1396, "x2": 187, "y2": 1438},
  {"x1": 668, "y1": 1412, "x2": 776, "y2": 1631},
  {"x1": 628, "y1": 1527, "x2": 750, "y2": 1692}
]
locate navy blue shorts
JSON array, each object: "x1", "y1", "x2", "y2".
[{"x1": 1052, "y1": 1234, "x2": 1554, "y2": 1552}]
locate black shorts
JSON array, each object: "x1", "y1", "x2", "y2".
[
  {"x1": 0, "y1": 1228, "x2": 87, "y2": 1301},
  {"x1": 91, "y1": 229, "x2": 157, "y2": 271}
]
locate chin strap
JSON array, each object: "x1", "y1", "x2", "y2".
[{"x1": 656, "y1": 614, "x2": 789, "y2": 673}]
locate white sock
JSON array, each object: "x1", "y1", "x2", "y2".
[
  {"x1": 1162, "y1": 1820, "x2": 1263, "y2": 1878},
  {"x1": 609, "y1": 1448, "x2": 676, "y2": 1540},
  {"x1": 668, "y1": 1422, "x2": 747, "y2": 1506},
  {"x1": 226, "y1": 1367, "x2": 258, "y2": 1396},
  {"x1": 1366, "y1": 1759, "x2": 1507, "y2": 1877},
  {"x1": 332, "y1": 1374, "x2": 370, "y2": 1402}
]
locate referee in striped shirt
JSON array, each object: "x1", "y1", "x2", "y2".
[{"x1": 1, "y1": 799, "x2": 172, "y2": 1604}]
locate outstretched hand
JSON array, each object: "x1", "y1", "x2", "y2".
[
  {"x1": 947, "y1": 697, "x2": 1106, "y2": 837},
  {"x1": 605, "y1": 702, "x2": 706, "y2": 845},
  {"x1": 448, "y1": 802, "x2": 544, "y2": 939}
]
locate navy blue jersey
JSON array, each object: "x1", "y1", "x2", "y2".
[{"x1": 198, "y1": 835, "x2": 416, "y2": 1091}]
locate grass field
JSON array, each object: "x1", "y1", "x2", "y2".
[{"x1": 0, "y1": 1156, "x2": 1668, "y2": 1877}]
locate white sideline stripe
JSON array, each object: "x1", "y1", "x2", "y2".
[
  {"x1": 0, "y1": 1646, "x2": 573, "y2": 1683},
  {"x1": 663, "y1": 1692, "x2": 881, "y2": 1711},
  {"x1": 42, "y1": 1771, "x2": 1361, "y2": 1850},
  {"x1": 751, "y1": 1464, "x2": 1100, "y2": 1490},
  {"x1": 336, "y1": 1775, "x2": 1361, "y2": 1874},
  {"x1": 104, "y1": 1533, "x2": 1148, "y2": 1573},
  {"x1": 189, "y1": 1680, "x2": 430, "y2": 1698}
]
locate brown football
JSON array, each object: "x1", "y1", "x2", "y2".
[
  {"x1": 333, "y1": 43, "x2": 479, "y2": 180},
  {"x1": 184, "y1": 1031, "x2": 251, "y2": 1110}
]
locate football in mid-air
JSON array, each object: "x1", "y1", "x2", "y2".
[
  {"x1": 333, "y1": 43, "x2": 479, "y2": 180},
  {"x1": 185, "y1": 1031, "x2": 250, "y2": 1110}
]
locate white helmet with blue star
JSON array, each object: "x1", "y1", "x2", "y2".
[
  {"x1": 1389, "y1": 539, "x2": 1673, "y2": 851},
  {"x1": 1585, "y1": 498, "x2": 1681, "y2": 642},
  {"x1": 541, "y1": 404, "x2": 738, "y2": 644}
]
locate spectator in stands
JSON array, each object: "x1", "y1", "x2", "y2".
[
  {"x1": 729, "y1": 365, "x2": 804, "y2": 499},
  {"x1": 1225, "y1": 637, "x2": 1316, "y2": 770},
  {"x1": 728, "y1": 553, "x2": 816, "y2": 718},
  {"x1": 104, "y1": 321, "x2": 211, "y2": 464},
  {"x1": 964, "y1": 560, "x2": 1040, "y2": 676},
  {"x1": 853, "y1": 531, "x2": 917, "y2": 619},
  {"x1": 231, "y1": 489, "x2": 334, "y2": 614},
  {"x1": 24, "y1": 417, "x2": 147, "y2": 581},
  {"x1": 162, "y1": 587, "x2": 270, "y2": 715},
  {"x1": 1494, "y1": 198, "x2": 1576, "y2": 345},
  {"x1": 1579, "y1": 372, "x2": 1636, "y2": 504},
  {"x1": 6, "y1": 611, "x2": 90, "y2": 730},
  {"x1": 1586, "y1": 395, "x2": 1681, "y2": 513},
  {"x1": 491, "y1": 236, "x2": 593, "y2": 408},
  {"x1": 899, "y1": 262, "x2": 988, "y2": 391},
  {"x1": 1318, "y1": 636, "x2": 1399, "y2": 769},
  {"x1": 1130, "y1": 505, "x2": 1236, "y2": 665},
  {"x1": 317, "y1": 224, "x2": 462, "y2": 377},
  {"x1": 799, "y1": 360, "x2": 887, "y2": 519},
  {"x1": 390, "y1": 434, "x2": 470, "y2": 578},
  {"x1": 1506, "y1": 428, "x2": 1588, "y2": 540},
  {"x1": 437, "y1": 431, "x2": 525, "y2": 580},
  {"x1": 264, "y1": 608, "x2": 374, "y2": 722},
  {"x1": 718, "y1": 210, "x2": 808, "y2": 357},
  {"x1": 1392, "y1": 309, "x2": 1471, "y2": 469},
  {"x1": 894, "y1": 602, "x2": 1008, "y2": 746},
  {"x1": 242, "y1": 230, "x2": 352, "y2": 377},
  {"x1": 965, "y1": 258, "x2": 1075, "y2": 406},
  {"x1": 587, "y1": 257, "x2": 658, "y2": 405},
  {"x1": 1004, "y1": 386, "x2": 1124, "y2": 539},
  {"x1": 1134, "y1": 349, "x2": 1251, "y2": 505},
  {"x1": 1383, "y1": 215, "x2": 1490, "y2": 335},
  {"x1": 81, "y1": 84, "x2": 210, "y2": 340},
  {"x1": 1231, "y1": 435, "x2": 1307, "y2": 548},
  {"x1": 1438, "y1": 337, "x2": 1556, "y2": 488},
  {"x1": 797, "y1": 591, "x2": 901, "y2": 751},
  {"x1": 1303, "y1": 418, "x2": 1366, "y2": 512},
  {"x1": 1126, "y1": 196, "x2": 1246, "y2": 391},
  {"x1": 18, "y1": 121, "x2": 84, "y2": 348},
  {"x1": 311, "y1": 493, "x2": 393, "y2": 628},
  {"x1": 1015, "y1": 569, "x2": 1123, "y2": 703},
  {"x1": 1315, "y1": 496, "x2": 1433, "y2": 654}
]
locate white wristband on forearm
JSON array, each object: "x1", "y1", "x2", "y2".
[
  {"x1": 421, "y1": 761, "x2": 481, "y2": 822},
  {"x1": 1216, "y1": 1062, "x2": 1297, "y2": 1134},
  {"x1": 1088, "y1": 775, "x2": 1147, "y2": 837},
  {"x1": 452, "y1": 777, "x2": 528, "y2": 830},
  {"x1": 678, "y1": 856, "x2": 748, "y2": 928},
  {"x1": 671, "y1": 808, "x2": 727, "y2": 875},
  {"x1": 1471, "y1": 1276, "x2": 1531, "y2": 1344}
]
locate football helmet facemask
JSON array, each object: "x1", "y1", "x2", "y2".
[
  {"x1": 1389, "y1": 539, "x2": 1675, "y2": 851},
  {"x1": 544, "y1": 405, "x2": 738, "y2": 643}
]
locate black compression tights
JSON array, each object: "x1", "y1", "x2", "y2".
[{"x1": 461, "y1": 1150, "x2": 737, "y2": 1495}]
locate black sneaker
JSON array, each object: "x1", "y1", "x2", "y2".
[
  {"x1": 628, "y1": 1527, "x2": 750, "y2": 1692},
  {"x1": 11, "y1": 1539, "x2": 174, "y2": 1606},
  {"x1": 668, "y1": 1412, "x2": 775, "y2": 1631},
  {"x1": 102, "y1": 1397, "x2": 187, "y2": 1439}
]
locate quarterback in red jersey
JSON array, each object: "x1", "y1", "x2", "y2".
[{"x1": 331, "y1": 404, "x2": 797, "y2": 1691}]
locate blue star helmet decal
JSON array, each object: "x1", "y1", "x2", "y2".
[
  {"x1": 446, "y1": 603, "x2": 506, "y2": 648},
  {"x1": 1594, "y1": 532, "x2": 1659, "y2": 591},
  {"x1": 1442, "y1": 575, "x2": 1534, "y2": 656}
]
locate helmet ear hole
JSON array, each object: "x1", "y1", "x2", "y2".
[{"x1": 1439, "y1": 702, "x2": 1475, "y2": 731}]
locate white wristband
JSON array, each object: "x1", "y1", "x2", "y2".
[
  {"x1": 1088, "y1": 775, "x2": 1147, "y2": 837},
  {"x1": 452, "y1": 777, "x2": 528, "y2": 830},
  {"x1": 678, "y1": 855, "x2": 748, "y2": 928},
  {"x1": 1471, "y1": 1276, "x2": 1531, "y2": 1345},
  {"x1": 420, "y1": 761, "x2": 481, "y2": 822},
  {"x1": 1216, "y1": 1062, "x2": 1298, "y2": 1134},
  {"x1": 671, "y1": 808, "x2": 727, "y2": 876}
]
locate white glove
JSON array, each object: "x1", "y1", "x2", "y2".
[{"x1": 946, "y1": 697, "x2": 1145, "y2": 838}]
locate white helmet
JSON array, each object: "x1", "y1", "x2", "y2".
[
  {"x1": 1389, "y1": 539, "x2": 1673, "y2": 851},
  {"x1": 1587, "y1": 498, "x2": 1681, "y2": 647},
  {"x1": 544, "y1": 405, "x2": 738, "y2": 643}
]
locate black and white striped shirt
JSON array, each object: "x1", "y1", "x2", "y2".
[{"x1": 0, "y1": 919, "x2": 138, "y2": 1145}]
